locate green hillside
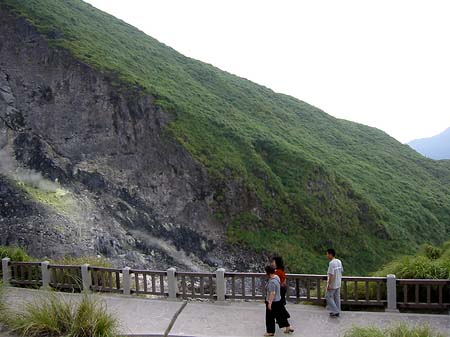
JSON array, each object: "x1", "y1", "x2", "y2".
[
  {"x1": 374, "y1": 241, "x2": 450, "y2": 279},
  {"x1": 3, "y1": 0, "x2": 450, "y2": 274}
]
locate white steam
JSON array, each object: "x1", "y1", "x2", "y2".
[{"x1": 0, "y1": 148, "x2": 60, "y2": 192}]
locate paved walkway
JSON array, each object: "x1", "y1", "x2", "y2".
[{"x1": 3, "y1": 287, "x2": 450, "y2": 337}]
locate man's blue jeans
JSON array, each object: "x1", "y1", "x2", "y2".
[{"x1": 326, "y1": 288, "x2": 341, "y2": 314}]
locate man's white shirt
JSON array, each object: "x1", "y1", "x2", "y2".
[{"x1": 327, "y1": 258, "x2": 343, "y2": 289}]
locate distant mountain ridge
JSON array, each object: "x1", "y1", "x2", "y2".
[{"x1": 408, "y1": 127, "x2": 450, "y2": 160}]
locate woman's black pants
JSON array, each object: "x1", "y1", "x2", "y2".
[
  {"x1": 265, "y1": 301, "x2": 290, "y2": 333},
  {"x1": 280, "y1": 286, "x2": 287, "y2": 305}
]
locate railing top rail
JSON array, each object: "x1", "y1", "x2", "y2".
[
  {"x1": 218, "y1": 273, "x2": 388, "y2": 280},
  {"x1": 129, "y1": 269, "x2": 166, "y2": 275},
  {"x1": 49, "y1": 264, "x2": 81, "y2": 269},
  {"x1": 9, "y1": 261, "x2": 41, "y2": 266},
  {"x1": 89, "y1": 266, "x2": 122, "y2": 272},
  {"x1": 286, "y1": 274, "x2": 386, "y2": 280},
  {"x1": 287, "y1": 273, "x2": 325, "y2": 277},
  {"x1": 224, "y1": 272, "x2": 266, "y2": 277},
  {"x1": 398, "y1": 279, "x2": 450, "y2": 284},
  {"x1": 341, "y1": 276, "x2": 387, "y2": 281},
  {"x1": 177, "y1": 271, "x2": 215, "y2": 277}
]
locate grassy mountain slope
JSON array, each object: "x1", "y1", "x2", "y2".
[{"x1": 3, "y1": 0, "x2": 450, "y2": 273}]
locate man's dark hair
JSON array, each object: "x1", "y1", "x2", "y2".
[
  {"x1": 265, "y1": 265, "x2": 276, "y2": 275},
  {"x1": 272, "y1": 256, "x2": 285, "y2": 270},
  {"x1": 327, "y1": 248, "x2": 336, "y2": 257}
]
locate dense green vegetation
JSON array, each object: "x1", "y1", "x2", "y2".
[
  {"x1": 0, "y1": 246, "x2": 111, "y2": 267},
  {"x1": 0, "y1": 246, "x2": 33, "y2": 262},
  {"x1": 3, "y1": 0, "x2": 450, "y2": 273},
  {"x1": 344, "y1": 324, "x2": 446, "y2": 337},
  {"x1": 0, "y1": 293, "x2": 118, "y2": 337},
  {"x1": 373, "y1": 241, "x2": 450, "y2": 279}
]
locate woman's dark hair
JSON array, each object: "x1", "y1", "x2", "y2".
[
  {"x1": 272, "y1": 256, "x2": 285, "y2": 270},
  {"x1": 265, "y1": 265, "x2": 276, "y2": 275}
]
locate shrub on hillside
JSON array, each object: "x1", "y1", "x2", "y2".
[
  {"x1": 374, "y1": 241, "x2": 450, "y2": 279},
  {"x1": 423, "y1": 244, "x2": 442, "y2": 260},
  {"x1": 52, "y1": 256, "x2": 112, "y2": 268},
  {"x1": 0, "y1": 245, "x2": 111, "y2": 268},
  {"x1": 0, "y1": 246, "x2": 33, "y2": 262}
]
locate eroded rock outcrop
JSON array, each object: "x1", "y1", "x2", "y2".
[{"x1": 0, "y1": 10, "x2": 261, "y2": 270}]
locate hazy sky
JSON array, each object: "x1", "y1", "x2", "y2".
[{"x1": 84, "y1": 0, "x2": 450, "y2": 143}]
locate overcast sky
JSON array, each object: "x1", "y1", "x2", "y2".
[{"x1": 84, "y1": 0, "x2": 450, "y2": 143}]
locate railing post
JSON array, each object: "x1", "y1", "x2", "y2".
[
  {"x1": 2, "y1": 257, "x2": 11, "y2": 285},
  {"x1": 123, "y1": 267, "x2": 131, "y2": 296},
  {"x1": 216, "y1": 268, "x2": 226, "y2": 301},
  {"x1": 81, "y1": 264, "x2": 91, "y2": 292},
  {"x1": 386, "y1": 274, "x2": 399, "y2": 312},
  {"x1": 41, "y1": 261, "x2": 50, "y2": 290},
  {"x1": 167, "y1": 267, "x2": 177, "y2": 299}
]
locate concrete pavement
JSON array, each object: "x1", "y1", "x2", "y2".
[{"x1": 3, "y1": 287, "x2": 449, "y2": 337}]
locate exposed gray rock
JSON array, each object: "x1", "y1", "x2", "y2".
[{"x1": 0, "y1": 11, "x2": 264, "y2": 271}]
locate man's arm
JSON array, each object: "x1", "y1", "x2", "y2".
[
  {"x1": 327, "y1": 273, "x2": 334, "y2": 291},
  {"x1": 268, "y1": 291, "x2": 275, "y2": 310}
]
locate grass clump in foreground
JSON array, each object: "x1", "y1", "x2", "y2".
[
  {"x1": 0, "y1": 293, "x2": 118, "y2": 337},
  {"x1": 344, "y1": 323, "x2": 447, "y2": 337}
]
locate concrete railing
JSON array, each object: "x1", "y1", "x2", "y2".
[{"x1": 2, "y1": 258, "x2": 449, "y2": 312}]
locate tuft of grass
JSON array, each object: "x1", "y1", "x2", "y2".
[
  {"x1": 0, "y1": 246, "x2": 33, "y2": 262},
  {"x1": 3, "y1": 296, "x2": 73, "y2": 337},
  {"x1": 344, "y1": 323, "x2": 447, "y2": 337},
  {"x1": 344, "y1": 326, "x2": 385, "y2": 337},
  {"x1": 1, "y1": 293, "x2": 118, "y2": 337},
  {"x1": 71, "y1": 295, "x2": 118, "y2": 337}
]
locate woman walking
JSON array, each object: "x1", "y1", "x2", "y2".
[
  {"x1": 271, "y1": 256, "x2": 287, "y2": 305},
  {"x1": 264, "y1": 265, "x2": 294, "y2": 336}
]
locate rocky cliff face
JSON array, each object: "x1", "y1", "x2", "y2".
[{"x1": 0, "y1": 10, "x2": 260, "y2": 270}]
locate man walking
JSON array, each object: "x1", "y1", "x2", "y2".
[{"x1": 325, "y1": 248, "x2": 343, "y2": 317}]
